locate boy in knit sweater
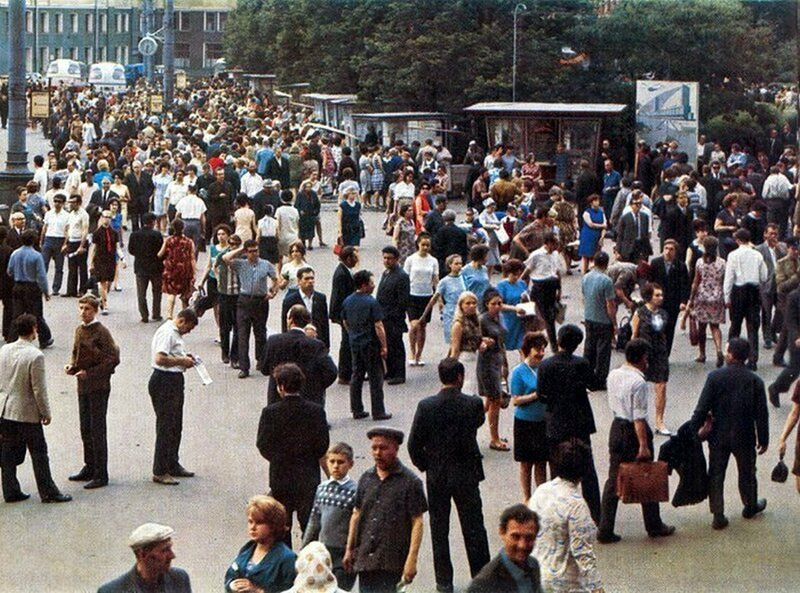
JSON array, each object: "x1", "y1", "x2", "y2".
[{"x1": 302, "y1": 442, "x2": 357, "y2": 591}]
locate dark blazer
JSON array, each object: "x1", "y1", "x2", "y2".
[
  {"x1": 536, "y1": 351, "x2": 597, "y2": 442},
  {"x1": 125, "y1": 171, "x2": 154, "y2": 213},
  {"x1": 376, "y1": 265, "x2": 410, "y2": 330},
  {"x1": 0, "y1": 243, "x2": 13, "y2": 299},
  {"x1": 329, "y1": 262, "x2": 355, "y2": 324},
  {"x1": 659, "y1": 202, "x2": 693, "y2": 252},
  {"x1": 690, "y1": 364, "x2": 768, "y2": 451},
  {"x1": 280, "y1": 289, "x2": 330, "y2": 348},
  {"x1": 467, "y1": 554, "x2": 543, "y2": 593},
  {"x1": 407, "y1": 387, "x2": 485, "y2": 486},
  {"x1": 260, "y1": 329, "x2": 337, "y2": 406},
  {"x1": 97, "y1": 567, "x2": 191, "y2": 593},
  {"x1": 433, "y1": 223, "x2": 469, "y2": 274},
  {"x1": 615, "y1": 210, "x2": 651, "y2": 261},
  {"x1": 256, "y1": 395, "x2": 329, "y2": 493},
  {"x1": 90, "y1": 189, "x2": 119, "y2": 210},
  {"x1": 782, "y1": 289, "x2": 800, "y2": 346},
  {"x1": 647, "y1": 256, "x2": 690, "y2": 312},
  {"x1": 266, "y1": 155, "x2": 291, "y2": 188},
  {"x1": 5, "y1": 228, "x2": 22, "y2": 251},
  {"x1": 755, "y1": 241, "x2": 787, "y2": 292},
  {"x1": 128, "y1": 227, "x2": 164, "y2": 276}
]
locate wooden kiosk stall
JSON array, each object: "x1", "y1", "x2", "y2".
[
  {"x1": 301, "y1": 93, "x2": 359, "y2": 127},
  {"x1": 464, "y1": 102, "x2": 626, "y2": 183},
  {"x1": 350, "y1": 112, "x2": 452, "y2": 147}
]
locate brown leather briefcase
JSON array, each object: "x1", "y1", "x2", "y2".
[{"x1": 616, "y1": 461, "x2": 669, "y2": 504}]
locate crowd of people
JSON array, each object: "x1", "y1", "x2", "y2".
[{"x1": 1, "y1": 76, "x2": 800, "y2": 593}]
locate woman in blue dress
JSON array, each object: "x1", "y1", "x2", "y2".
[
  {"x1": 461, "y1": 244, "x2": 492, "y2": 312},
  {"x1": 337, "y1": 187, "x2": 362, "y2": 247},
  {"x1": 421, "y1": 253, "x2": 466, "y2": 343},
  {"x1": 577, "y1": 193, "x2": 607, "y2": 274},
  {"x1": 496, "y1": 258, "x2": 529, "y2": 352}
]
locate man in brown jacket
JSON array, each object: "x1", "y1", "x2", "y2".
[{"x1": 65, "y1": 294, "x2": 120, "y2": 489}]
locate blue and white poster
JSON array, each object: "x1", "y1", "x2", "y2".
[{"x1": 636, "y1": 80, "x2": 699, "y2": 166}]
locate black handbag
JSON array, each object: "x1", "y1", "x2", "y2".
[{"x1": 616, "y1": 315, "x2": 632, "y2": 351}]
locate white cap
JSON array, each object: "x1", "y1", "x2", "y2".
[
  {"x1": 483, "y1": 197, "x2": 495, "y2": 208},
  {"x1": 128, "y1": 523, "x2": 174, "y2": 549}
]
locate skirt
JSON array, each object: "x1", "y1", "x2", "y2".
[
  {"x1": 259, "y1": 236, "x2": 280, "y2": 264},
  {"x1": 408, "y1": 294, "x2": 433, "y2": 323},
  {"x1": 477, "y1": 351, "x2": 503, "y2": 399},
  {"x1": 459, "y1": 350, "x2": 478, "y2": 397},
  {"x1": 513, "y1": 418, "x2": 549, "y2": 463}
]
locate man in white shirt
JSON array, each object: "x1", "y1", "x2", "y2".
[
  {"x1": 724, "y1": 228, "x2": 769, "y2": 370},
  {"x1": 64, "y1": 195, "x2": 90, "y2": 297},
  {"x1": 174, "y1": 187, "x2": 207, "y2": 252},
  {"x1": 762, "y1": 165, "x2": 794, "y2": 238},
  {"x1": 39, "y1": 193, "x2": 70, "y2": 295},
  {"x1": 522, "y1": 232, "x2": 562, "y2": 349},
  {"x1": 240, "y1": 162, "x2": 264, "y2": 198},
  {"x1": 148, "y1": 309, "x2": 198, "y2": 486},
  {"x1": 32, "y1": 155, "x2": 49, "y2": 193},
  {"x1": 597, "y1": 339, "x2": 675, "y2": 543}
]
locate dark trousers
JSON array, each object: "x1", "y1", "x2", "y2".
[
  {"x1": 358, "y1": 571, "x2": 403, "y2": 593},
  {"x1": 135, "y1": 273, "x2": 162, "y2": 321},
  {"x1": 78, "y1": 390, "x2": 110, "y2": 480},
  {"x1": 551, "y1": 437, "x2": 601, "y2": 524},
  {"x1": 41, "y1": 236, "x2": 65, "y2": 293},
  {"x1": 349, "y1": 343, "x2": 386, "y2": 416},
  {"x1": 708, "y1": 444, "x2": 758, "y2": 515},
  {"x1": 328, "y1": 547, "x2": 355, "y2": 591},
  {"x1": 148, "y1": 370, "x2": 185, "y2": 476},
  {"x1": 530, "y1": 277, "x2": 560, "y2": 348},
  {"x1": 427, "y1": 480, "x2": 491, "y2": 588},
  {"x1": 599, "y1": 418, "x2": 664, "y2": 535},
  {"x1": 760, "y1": 287, "x2": 778, "y2": 342},
  {"x1": 383, "y1": 320, "x2": 406, "y2": 382},
  {"x1": 1, "y1": 421, "x2": 60, "y2": 500},
  {"x1": 66, "y1": 240, "x2": 88, "y2": 296},
  {"x1": 236, "y1": 295, "x2": 268, "y2": 373},
  {"x1": 729, "y1": 284, "x2": 761, "y2": 363},
  {"x1": 771, "y1": 344, "x2": 800, "y2": 396},
  {"x1": 129, "y1": 210, "x2": 143, "y2": 232},
  {"x1": 218, "y1": 293, "x2": 239, "y2": 362},
  {"x1": 1, "y1": 296, "x2": 11, "y2": 340},
  {"x1": 774, "y1": 292, "x2": 789, "y2": 362},
  {"x1": 10, "y1": 282, "x2": 52, "y2": 345},
  {"x1": 337, "y1": 324, "x2": 352, "y2": 381},
  {"x1": 766, "y1": 199, "x2": 790, "y2": 239},
  {"x1": 584, "y1": 321, "x2": 614, "y2": 389},
  {"x1": 272, "y1": 482, "x2": 316, "y2": 548}
]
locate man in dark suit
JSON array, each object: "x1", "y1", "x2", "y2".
[
  {"x1": 575, "y1": 159, "x2": 599, "y2": 214},
  {"x1": 266, "y1": 145, "x2": 291, "y2": 189},
  {"x1": 329, "y1": 246, "x2": 358, "y2": 384},
  {"x1": 765, "y1": 128, "x2": 784, "y2": 166},
  {"x1": 128, "y1": 213, "x2": 164, "y2": 323},
  {"x1": 615, "y1": 193, "x2": 651, "y2": 262},
  {"x1": 408, "y1": 357, "x2": 491, "y2": 593},
  {"x1": 261, "y1": 305, "x2": 336, "y2": 407},
  {"x1": 257, "y1": 362, "x2": 330, "y2": 545},
  {"x1": 376, "y1": 246, "x2": 410, "y2": 385},
  {"x1": 467, "y1": 504, "x2": 542, "y2": 593},
  {"x1": 690, "y1": 338, "x2": 768, "y2": 530},
  {"x1": 205, "y1": 168, "x2": 233, "y2": 241},
  {"x1": 0, "y1": 227, "x2": 14, "y2": 341},
  {"x1": 125, "y1": 160, "x2": 154, "y2": 231},
  {"x1": 659, "y1": 193, "x2": 693, "y2": 256},
  {"x1": 535, "y1": 324, "x2": 601, "y2": 523},
  {"x1": 280, "y1": 267, "x2": 330, "y2": 349},
  {"x1": 755, "y1": 223, "x2": 787, "y2": 349},
  {"x1": 647, "y1": 239, "x2": 690, "y2": 355},
  {"x1": 433, "y1": 210, "x2": 469, "y2": 278}
]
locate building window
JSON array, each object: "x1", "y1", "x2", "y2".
[
  {"x1": 218, "y1": 12, "x2": 227, "y2": 31},
  {"x1": 55, "y1": 13, "x2": 63, "y2": 33},
  {"x1": 99, "y1": 13, "x2": 107, "y2": 33},
  {"x1": 71, "y1": 47, "x2": 79, "y2": 60},
  {"x1": 123, "y1": 13, "x2": 130, "y2": 32},
  {"x1": 122, "y1": 46, "x2": 129, "y2": 63},
  {"x1": 86, "y1": 14, "x2": 94, "y2": 33},
  {"x1": 177, "y1": 12, "x2": 190, "y2": 31},
  {"x1": 204, "y1": 11, "x2": 217, "y2": 32},
  {"x1": 39, "y1": 12, "x2": 49, "y2": 33},
  {"x1": 175, "y1": 43, "x2": 191, "y2": 69},
  {"x1": 115, "y1": 46, "x2": 122, "y2": 62},
  {"x1": 25, "y1": 48, "x2": 33, "y2": 72},
  {"x1": 99, "y1": 46, "x2": 107, "y2": 61},
  {"x1": 71, "y1": 13, "x2": 79, "y2": 33},
  {"x1": 203, "y1": 42, "x2": 223, "y2": 68},
  {"x1": 115, "y1": 13, "x2": 122, "y2": 33},
  {"x1": 86, "y1": 47, "x2": 94, "y2": 64},
  {"x1": 55, "y1": 47, "x2": 63, "y2": 59},
  {"x1": 40, "y1": 47, "x2": 49, "y2": 71},
  {"x1": 25, "y1": 10, "x2": 33, "y2": 33}
]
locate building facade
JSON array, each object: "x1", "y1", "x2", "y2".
[{"x1": 0, "y1": 0, "x2": 234, "y2": 78}]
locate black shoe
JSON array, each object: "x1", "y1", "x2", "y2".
[
  {"x1": 84, "y1": 478, "x2": 108, "y2": 489},
  {"x1": 352, "y1": 411, "x2": 369, "y2": 420},
  {"x1": 597, "y1": 532, "x2": 622, "y2": 544},
  {"x1": 768, "y1": 384, "x2": 780, "y2": 408},
  {"x1": 742, "y1": 498, "x2": 767, "y2": 519},
  {"x1": 151, "y1": 316, "x2": 164, "y2": 322},
  {"x1": 40, "y1": 338, "x2": 54, "y2": 349},
  {"x1": 238, "y1": 370, "x2": 249, "y2": 379},
  {"x1": 773, "y1": 357, "x2": 787, "y2": 367},
  {"x1": 140, "y1": 318, "x2": 149, "y2": 323},
  {"x1": 717, "y1": 352, "x2": 725, "y2": 368},
  {"x1": 222, "y1": 355, "x2": 230, "y2": 364},
  {"x1": 386, "y1": 378, "x2": 405, "y2": 385},
  {"x1": 648, "y1": 524, "x2": 676, "y2": 538},
  {"x1": 172, "y1": 466, "x2": 195, "y2": 478},
  {"x1": 372, "y1": 413, "x2": 393, "y2": 421},
  {"x1": 231, "y1": 361, "x2": 240, "y2": 369},
  {"x1": 436, "y1": 585, "x2": 454, "y2": 593},
  {"x1": 337, "y1": 377, "x2": 350, "y2": 385},
  {"x1": 68, "y1": 466, "x2": 93, "y2": 481},
  {"x1": 4, "y1": 492, "x2": 30, "y2": 503},
  {"x1": 712, "y1": 514, "x2": 729, "y2": 530},
  {"x1": 764, "y1": 339, "x2": 773, "y2": 350},
  {"x1": 42, "y1": 493, "x2": 73, "y2": 503}
]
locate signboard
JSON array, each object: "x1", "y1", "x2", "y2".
[
  {"x1": 636, "y1": 80, "x2": 699, "y2": 166},
  {"x1": 176, "y1": 71, "x2": 187, "y2": 90},
  {"x1": 30, "y1": 90, "x2": 50, "y2": 119},
  {"x1": 149, "y1": 94, "x2": 163, "y2": 114}
]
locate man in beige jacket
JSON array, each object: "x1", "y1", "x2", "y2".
[{"x1": 0, "y1": 314, "x2": 71, "y2": 503}]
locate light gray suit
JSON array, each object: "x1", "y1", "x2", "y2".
[{"x1": 755, "y1": 240, "x2": 788, "y2": 342}]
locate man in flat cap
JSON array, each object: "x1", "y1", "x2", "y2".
[
  {"x1": 98, "y1": 523, "x2": 192, "y2": 593},
  {"x1": 344, "y1": 427, "x2": 427, "y2": 593}
]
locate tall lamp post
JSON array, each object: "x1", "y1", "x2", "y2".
[
  {"x1": 1, "y1": 0, "x2": 32, "y2": 206},
  {"x1": 163, "y1": 0, "x2": 174, "y2": 109},
  {"x1": 512, "y1": 2, "x2": 528, "y2": 103},
  {"x1": 143, "y1": 0, "x2": 154, "y2": 82}
]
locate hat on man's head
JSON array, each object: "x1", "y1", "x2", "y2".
[
  {"x1": 483, "y1": 197, "x2": 495, "y2": 208},
  {"x1": 128, "y1": 523, "x2": 174, "y2": 550},
  {"x1": 367, "y1": 426, "x2": 404, "y2": 445}
]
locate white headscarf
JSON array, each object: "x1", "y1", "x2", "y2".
[{"x1": 281, "y1": 542, "x2": 344, "y2": 593}]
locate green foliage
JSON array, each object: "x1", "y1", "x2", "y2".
[{"x1": 704, "y1": 111, "x2": 764, "y2": 149}]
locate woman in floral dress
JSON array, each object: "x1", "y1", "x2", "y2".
[
  {"x1": 687, "y1": 236, "x2": 726, "y2": 367},
  {"x1": 549, "y1": 189, "x2": 578, "y2": 273},
  {"x1": 393, "y1": 204, "x2": 417, "y2": 265},
  {"x1": 158, "y1": 218, "x2": 196, "y2": 319}
]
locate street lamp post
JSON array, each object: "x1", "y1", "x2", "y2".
[
  {"x1": 163, "y1": 0, "x2": 174, "y2": 109},
  {"x1": 143, "y1": 0, "x2": 154, "y2": 82},
  {"x1": 512, "y1": 2, "x2": 528, "y2": 103},
  {"x1": 1, "y1": 0, "x2": 32, "y2": 207}
]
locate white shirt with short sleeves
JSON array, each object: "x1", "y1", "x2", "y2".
[
  {"x1": 606, "y1": 364, "x2": 649, "y2": 422},
  {"x1": 151, "y1": 321, "x2": 187, "y2": 373},
  {"x1": 403, "y1": 252, "x2": 439, "y2": 297},
  {"x1": 43, "y1": 209, "x2": 70, "y2": 238},
  {"x1": 175, "y1": 196, "x2": 208, "y2": 220}
]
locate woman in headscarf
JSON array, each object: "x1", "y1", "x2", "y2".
[{"x1": 280, "y1": 542, "x2": 348, "y2": 593}]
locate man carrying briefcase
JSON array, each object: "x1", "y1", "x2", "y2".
[{"x1": 597, "y1": 338, "x2": 676, "y2": 543}]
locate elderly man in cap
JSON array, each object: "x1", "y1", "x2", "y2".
[
  {"x1": 98, "y1": 523, "x2": 192, "y2": 593},
  {"x1": 344, "y1": 427, "x2": 428, "y2": 593}
]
